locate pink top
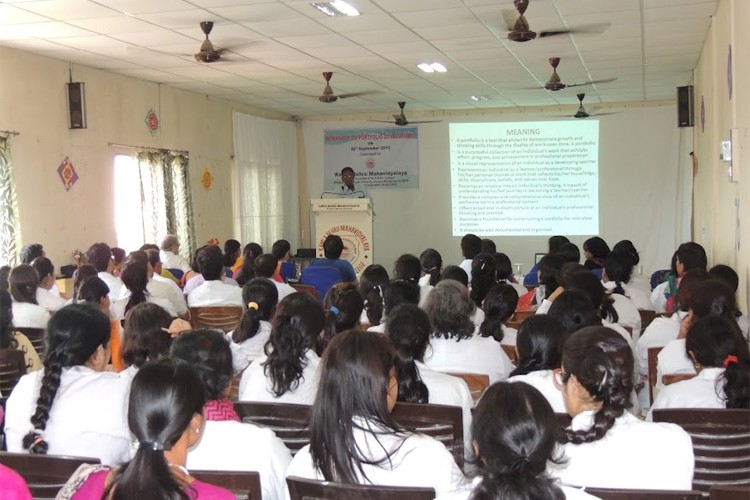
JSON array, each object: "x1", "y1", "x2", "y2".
[
  {"x1": 72, "y1": 469, "x2": 235, "y2": 499},
  {"x1": 0, "y1": 464, "x2": 33, "y2": 500}
]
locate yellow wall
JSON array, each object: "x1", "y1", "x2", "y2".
[
  {"x1": 692, "y1": 0, "x2": 749, "y2": 312},
  {"x1": 0, "y1": 46, "x2": 290, "y2": 268}
]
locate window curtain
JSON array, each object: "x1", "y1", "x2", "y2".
[
  {"x1": 136, "y1": 150, "x2": 197, "y2": 261},
  {"x1": 232, "y1": 111, "x2": 298, "y2": 248},
  {"x1": 0, "y1": 136, "x2": 21, "y2": 266}
]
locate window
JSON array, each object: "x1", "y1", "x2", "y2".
[{"x1": 114, "y1": 154, "x2": 146, "y2": 251}]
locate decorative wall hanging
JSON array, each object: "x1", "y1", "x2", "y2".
[
  {"x1": 145, "y1": 108, "x2": 159, "y2": 135},
  {"x1": 201, "y1": 168, "x2": 213, "y2": 191},
  {"x1": 57, "y1": 156, "x2": 78, "y2": 191}
]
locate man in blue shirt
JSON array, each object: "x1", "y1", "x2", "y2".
[{"x1": 309, "y1": 234, "x2": 357, "y2": 283}]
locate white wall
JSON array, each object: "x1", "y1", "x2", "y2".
[
  {"x1": 300, "y1": 103, "x2": 692, "y2": 278},
  {"x1": 0, "y1": 46, "x2": 290, "y2": 268}
]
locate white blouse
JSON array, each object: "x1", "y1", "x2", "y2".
[
  {"x1": 187, "y1": 419, "x2": 292, "y2": 500},
  {"x1": 36, "y1": 287, "x2": 67, "y2": 313},
  {"x1": 416, "y1": 361, "x2": 474, "y2": 461},
  {"x1": 508, "y1": 370, "x2": 567, "y2": 413},
  {"x1": 5, "y1": 366, "x2": 132, "y2": 466},
  {"x1": 609, "y1": 293, "x2": 642, "y2": 343},
  {"x1": 110, "y1": 294, "x2": 177, "y2": 321},
  {"x1": 424, "y1": 334, "x2": 514, "y2": 384},
  {"x1": 656, "y1": 338, "x2": 696, "y2": 392},
  {"x1": 549, "y1": 411, "x2": 694, "y2": 490},
  {"x1": 227, "y1": 321, "x2": 272, "y2": 373},
  {"x1": 239, "y1": 350, "x2": 321, "y2": 405},
  {"x1": 602, "y1": 280, "x2": 652, "y2": 311},
  {"x1": 649, "y1": 367, "x2": 725, "y2": 420},
  {"x1": 11, "y1": 302, "x2": 50, "y2": 328},
  {"x1": 187, "y1": 280, "x2": 243, "y2": 308},
  {"x1": 285, "y1": 417, "x2": 467, "y2": 498}
]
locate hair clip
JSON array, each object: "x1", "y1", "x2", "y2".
[
  {"x1": 330, "y1": 306, "x2": 340, "y2": 316},
  {"x1": 141, "y1": 441, "x2": 165, "y2": 451},
  {"x1": 160, "y1": 327, "x2": 171, "y2": 334},
  {"x1": 248, "y1": 301, "x2": 259, "y2": 310},
  {"x1": 723, "y1": 354, "x2": 739, "y2": 368}
]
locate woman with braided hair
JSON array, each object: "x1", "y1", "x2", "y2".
[
  {"x1": 317, "y1": 283, "x2": 363, "y2": 355},
  {"x1": 357, "y1": 264, "x2": 389, "y2": 327},
  {"x1": 239, "y1": 292, "x2": 325, "y2": 404},
  {"x1": 4, "y1": 304, "x2": 131, "y2": 465},
  {"x1": 228, "y1": 277, "x2": 278, "y2": 373},
  {"x1": 549, "y1": 327, "x2": 694, "y2": 490}
]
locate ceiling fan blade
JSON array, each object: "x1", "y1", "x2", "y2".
[
  {"x1": 590, "y1": 112, "x2": 619, "y2": 116},
  {"x1": 539, "y1": 23, "x2": 611, "y2": 38},
  {"x1": 407, "y1": 120, "x2": 442, "y2": 124},
  {"x1": 338, "y1": 90, "x2": 381, "y2": 99},
  {"x1": 566, "y1": 77, "x2": 617, "y2": 88},
  {"x1": 368, "y1": 120, "x2": 397, "y2": 123}
]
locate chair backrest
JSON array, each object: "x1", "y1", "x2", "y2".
[
  {"x1": 584, "y1": 487, "x2": 703, "y2": 499},
  {"x1": 652, "y1": 409, "x2": 750, "y2": 493},
  {"x1": 663, "y1": 373, "x2": 696, "y2": 385},
  {"x1": 622, "y1": 325, "x2": 634, "y2": 338},
  {"x1": 447, "y1": 372, "x2": 489, "y2": 403},
  {"x1": 234, "y1": 401, "x2": 311, "y2": 455},
  {"x1": 290, "y1": 283, "x2": 320, "y2": 301},
  {"x1": 0, "y1": 349, "x2": 25, "y2": 405},
  {"x1": 299, "y1": 266, "x2": 343, "y2": 302},
  {"x1": 710, "y1": 485, "x2": 750, "y2": 500},
  {"x1": 390, "y1": 402, "x2": 464, "y2": 470},
  {"x1": 286, "y1": 476, "x2": 435, "y2": 500},
  {"x1": 280, "y1": 261, "x2": 297, "y2": 283},
  {"x1": 647, "y1": 346, "x2": 663, "y2": 405},
  {"x1": 189, "y1": 306, "x2": 244, "y2": 333},
  {"x1": 506, "y1": 309, "x2": 535, "y2": 329},
  {"x1": 15, "y1": 327, "x2": 46, "y2": 359},
  {"x1": 0, "y1": 451, "x2": 101, "y2": 499},
  {"x1": 191, "y1": 470, "x2": 262, "y2": 500},
  {"x1": 501, "y1": 344, "x2": 518, "y2": 365},
  {"x1": 638, "y1": 309, "x2": 658, "y2": 330}
]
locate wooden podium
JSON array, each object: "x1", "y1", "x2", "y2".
[{"x1": 310, "y1": 198, "x2": 373, "y2": 276}]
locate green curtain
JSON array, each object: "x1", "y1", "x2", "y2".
[
  {"x1": 0, "y1": 136, "x2": 21, "y2": 266},
  {"x1": 136, "y1": 150, "x2": 196, "y2": 261}
]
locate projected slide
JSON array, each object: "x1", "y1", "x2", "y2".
[{"x1": 449, "y1": 121, "x2": 599, "y2": 236}]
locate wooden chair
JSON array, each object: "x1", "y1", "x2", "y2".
[
  {"x1": 15, "y1": 327, "x2": 46, "y2": 359},
  {"x1": 286, "y1": 476, "x2": 435, "y2": 500},
  {"x1": 0, "y1": 349, "x2": 25, "y2": 405},
  {"x1": 290, "y1": 283, "x2": 320, "y2": 301},
  {"x1": 584, "y1": 487, "x2": 703, "y2": 499},
  {"x1": 501, "y1": 344, "x2": 518, "y2": 365},
  {"x1": 189, "y1": 306, "x2": 244, "y2": 333},
  {"x1": 191, "y1": 470, "x2": 262, "y2": 500},
  {"x1": 622, "y1": 325, "x2": 634, "y2": 338},
  {"x1": 663, "y1": 373, "x2": 696, "y2": 385},
  {"x1": 505, "y1": 309, "x2": 535, "y2": 329},
  {"x1": 391, "y1": 402, "x2": 464, "y2": 470},
  {"x1": 234, "y1": 401, "x2": 311, "y2": 455},
  {"x1": 710, "y1": 485, "x2": 750, "y2": 500},
  {"x1": 647, "y1": 346, "x2": 663, "y2": 405},
  {"x1": 652, "y1": 409, "x2": 750, "y2": 493},
  {"x1": 447, "y1": 372, "x2": 489, "y2": 403},
  {"x1": 0, "y1": 451, "x2": 100, "y2": 499},
  {"x1": 638, "y1": 309, "x2": 657, "y2": 330}
]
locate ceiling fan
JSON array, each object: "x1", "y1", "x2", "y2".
[
  {"x1": 369, "y1": 102, "x2": 442, "y2": 127},
  {"x1": 504, "y1": 0, "x2": 609, "y2": 42},
  {"x1": 318, "y1": 72, "x2": 378, "y2": 103},
  {"x1": 571, "y1": 93, "x2": 617, "y2": 119},
  {"x1": 539, "y1": 57, "x2": 616, "y2": 91},
  {"x1": 194, "y1": 22, "x2": 225, "y2": 63}
]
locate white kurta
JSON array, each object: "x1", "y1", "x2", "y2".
[
  {"x1": 424, "y1": 334, "x2": 514, "y2": 384},
  {"x1": 650, "y1": 281, "x2": 670, "y2": 313},
  {"x1": 11, "y1": 302, "x2": 50, "y2": 328},
  {"x1": 648, "y1": 367, "x2": 725, "y2": 420},
  {"x1": 285, "y1": 417, "x2": 467, "y2": 498},
  {"x1": 227, "y1": 321, "x2": 272, "y2": 373},
  {"x1": 602, "y1": 280, "x2": 652, "y2": 311},
  {"x1": 161, "y1": 250, "x2": 191, "y2": 273},
  {"x1": 656, "y1": 338, "x2": 696, "y2": 392},
  {"x1": 187, "y1": 280, "x2": 243, "y2": 308},
  {"x1": 549, "y1": 411, "x2": 694, "y2": 490},
  {"x1": 609, "y1": 293, "x2": 642, "y2": 343},
  {"x1": 5, "y1": 366, "x2": 132, "y2": 466},
  {"x1": 635, "y1": 312, "x2": 684, "y2": 376},
  {"x1": 36, "y1": 287, "x2": 67, "y2": 313},
  {"x1": 97, "y1": 271, "x2": 123, "y2": 300},
  {"x1": 110, "y1": 294, "x2": 177, "y2": 321},
  {"x1": 239, "y1": 350, "x2": 321, "y2": 405},
  {"x1": 149, "y1": 275, "x2": 188, "y2": 316},
  {"x1": 187, "y1": 419, "x2": 292, "y2": 500},
  {"x1": 508, "y1": 370, "x2": 567, "y2": 413}
]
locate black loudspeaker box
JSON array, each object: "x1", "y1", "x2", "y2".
[
  {"x1": 676, "y1": 85, "x2": 694, "y2": 128},
  {"x1": 66, "y1": 82, "x2": 87, "y2": 129}
]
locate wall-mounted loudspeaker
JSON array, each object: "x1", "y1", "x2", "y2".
[
  {"x1": 66, "y1": 82, "x2": 87, "y2": 129},
  {"x1": 676, "y1": 85, "x2": 693, "y2": 128}
]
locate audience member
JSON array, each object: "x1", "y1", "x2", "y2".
[
  {"x1": 233, "y1": 242, "x2": 262, "y2": 286},
  {"x1": 0, "y1": 290, "x2": 42, "y2": 372},
  {"x1": 145, "y1": 249, "x2": 188, "y2": 317},
  {"x1": 709, "y1": 263, "x2": 749, "y2": 338},
  {"x1": 31, "y1": 256, "x2": 66, "y2": 312},
  {"x1": 5, "y1": 304, "x2": 131, "y2": 465},
  {"x1": 255, "y1": 253, "x2": 295, "y2": 301},
  {"x1": 187, "y1": 246, "x2": 242, "y2": 308},
  {"x1": 419, "y1": 248, "x2": 443, "y2": 288},
  {"x1": 582, "y1": 236, "x2": 610, "y2": 271},
  {"x1": 518, "y1": 254, "x2": 565, "y2": 311},
  {"x1": 8, "y1": 264, "x2": 50, "y2": 328},
  {"x1": 0, "y1": 265, "x2": 10, "y2": 292},
  {"x1": 70, "y1": 264, "x2": 97, "y2": 304},
  {"x1": 307, "y1": 234, "x2": 357, "y2": 283},
  {"x1": 469, "y1": 252, "x2": 497, "y2": 308},
  {"x1": 651, "y1": 241, "x2": 707, "y2": 312},
  {"x1": 239, "y1": 293, "x2": 325, "y2": 404},
  {"x1": 86, "y1": 242, "x2": 123, "y2": 299},
  {"x1": 358, "y1": 264, "x2": 389, "y2": 326},
  {"x1": 603, "y1": 250, "x2": 652, "y2": 310},
  {"x1": 121, "y1": 302, "x2": 178, "y2": 379},
  {"x1": 171, "y1": 330, "x2": 292, "y2": 500},
  {"x1": 523, "y1": 235, "x2": 569, "y2": 287},
  {"x1": 223, "y1": 239, "x2": 242, "y2": 274},
  {"x1": 478, "y1": 283, "x2": 518, "y2": 345},
  {"x1": 160, "y1": 234, "x2": 191, "y2": 273},
  {"x1": 112, "y1": 252, "x2": 177, "y2": 320},
  {"x1": 441, "y1": 265, "x2": 468, "y2": 286},
  {"x1": 458, "y1": 233, "x2": 482, "y2": 283},
  {"x1": 319, "y1": 283, "x2": 363, "y2": 354},
  {"x1": 228, "y1": 277, "x2": 278, "y2": 373},
  {"x1": 111, "y1": 247, "x2": 125, "y2": 278},
  {"x1": 285, "y1": 330, "x2": 466, "y2": 495},
  {"x1": 77, "y1": 276, "x2": 123, "y2": 371},
  {"x1": 183, "y1": 244, "x2": 239, "y2": 294},
  {"x1": 271, "y1": 239, "x2": 292, "y2": 282},
  {"x1": 367, "y1": 279, "x2": 420, "y2": 333},
  {"x1": 19, "y1": 243, "x2": 44, "y2": 265},
  {"x1": 493, "y1": 252, "x2": 527, "y2": 297}
]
